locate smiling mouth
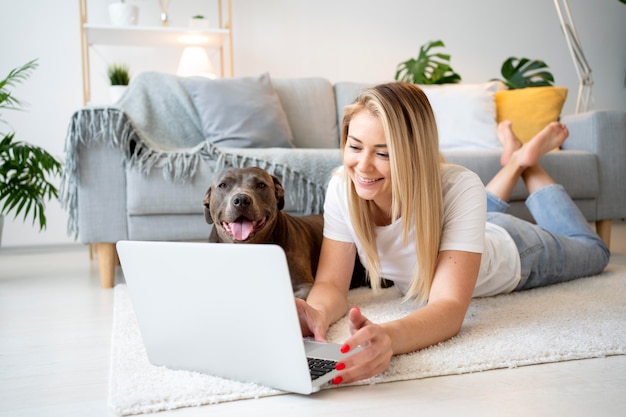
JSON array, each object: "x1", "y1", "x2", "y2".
[
  {"x1": 221, "y1": 216, "x2": 268, "y2": 241},
  {"x1": 356, "y1": 174, "x2": 383, "y2": 184}
]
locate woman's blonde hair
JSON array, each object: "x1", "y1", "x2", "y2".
[{"x1": 340, "y1": 82, "x2": 445, "y2": 302}]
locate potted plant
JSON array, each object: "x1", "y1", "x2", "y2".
[
  {"x1": 0, "y1": 59, "x2": 63, "y2": 244},
  {"x1": 189, "y1": 15, "x2": 209, "y2": 29},
  {"x1": 493, "y1": 56, "x2": 555, "y2": 89},
  {"x1": 395, "y1": 40, "x2": 462, "y2": 85},
  {"x1": 107, "y1": 63, "x2": 130, "y2": 102}
]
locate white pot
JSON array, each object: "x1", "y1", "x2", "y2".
[
  {"x1": 108, "y1": 3, "x2": 139, "y2": 26},
  {"x1": 110, "y1": 85, "x2": 128, "y2": 103},
  {"x1": 188, "y1": 18, "x2": 209, "y2": 29}
]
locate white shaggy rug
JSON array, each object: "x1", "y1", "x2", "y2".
[{"x1": 109, "y1": 262, "x2": 626, "y2": 415}]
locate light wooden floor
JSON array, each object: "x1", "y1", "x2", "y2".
[{"x1": 1, "y1": 220, "x2": 626, "y2": 417}]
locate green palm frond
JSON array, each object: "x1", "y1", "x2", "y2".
[
  {"x1": 0, "y1": 59, "x2": 38, "y2": 123},
  {"x1": 0, "y1": 134, "x2": 62, "y2": 230},
  {"x1": 0, "y1": 59, "x2": 63, "y2": 231}
]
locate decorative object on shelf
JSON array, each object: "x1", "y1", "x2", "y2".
[
  {"x1": 109, "y1": 0, "x2": 139, "y2": 26},
  {"x1": 189, "y1": 15, "x2": 210, "y2": 29},
  {"x1": 159, "y1": 0, "x2": 171, "y2": 26},
  {"x1": 78, "y1": 0, "x2": 234, "y2": 104},
  {"x1": 553, "y1": 0, "x2": 593, "y2": 113},
  {"x1": 107, "y1": 63, "x2": 131, "y2": 102},
  {"x1": 395, "y1": 40, "x2": 462, "y2": 85},
  {"x1": 177, "y1": 47, "x2": 216, "y2": 78},
  {"x1": 0, "y1": 59, "x2": 63, "y2": 240}
]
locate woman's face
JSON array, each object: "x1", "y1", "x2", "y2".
[{"x1": 343, "y1": 109, "x2": 392, "y2": 212}]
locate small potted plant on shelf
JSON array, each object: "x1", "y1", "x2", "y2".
[
  {"x1": 107, "y1": 63, "x2": 130, "y2": 102},
  {"x1": 189, "y1": 15, "x2": 210, "y2": 29},
  {"x1": 0, "y1": 59, "x2": 63, "y2": 245}
]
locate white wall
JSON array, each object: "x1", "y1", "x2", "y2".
[{"x1": 1, "y1": 0, "x2": 625, "y2": 248}]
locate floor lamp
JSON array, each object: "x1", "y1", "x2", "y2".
[{"x1": 553, "y1": 0, "x2": 593, "y2": 113}]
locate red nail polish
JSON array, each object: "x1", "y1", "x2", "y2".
[
  {"x1": 336, "y1": 362, "x2": 346, "y2": 371},
  {"x1": 340, "y1": 344, "x2": 350, "y2": 354},
  {"x1": 332, "y1": 376, "x2": 343, "y2": 385}
]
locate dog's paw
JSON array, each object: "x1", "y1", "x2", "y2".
[{"x1": 293, "y1": 283, "x2": 313, "y2": 300}]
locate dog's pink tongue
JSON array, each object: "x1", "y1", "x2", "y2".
[{"x1": 232, "y1": 219, "x2": 254, "y2": 240}]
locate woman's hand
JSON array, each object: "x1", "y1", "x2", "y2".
[
  {"x1": 295, "y1": 298, "x2": 329, "y2": 342},
  {"x1": 333, "y1": 306, "x2": 393, "y2": 384}
]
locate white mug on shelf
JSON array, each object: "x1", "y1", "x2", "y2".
[{"x1": 108, "y1": 2, "x2": 139, "y2": 26}]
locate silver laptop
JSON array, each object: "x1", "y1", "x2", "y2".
[{"x1": 116, "y1": 240, "x2": 356, "y2": 394}]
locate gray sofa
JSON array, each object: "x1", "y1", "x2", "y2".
[{"x1": 61, "y1": 73, "x2": 626, "y2": 288}]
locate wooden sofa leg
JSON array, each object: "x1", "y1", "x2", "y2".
[
  {"x1": 596, "y1": 220, "x2": 611, "y2": 249},
  {"x1": 96, "y1": 243, "x2": 117, "y2": 288}
]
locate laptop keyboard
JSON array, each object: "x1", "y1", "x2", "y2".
[{"x1": 307, "y1": 357, "x2": 337, "y2": 380}]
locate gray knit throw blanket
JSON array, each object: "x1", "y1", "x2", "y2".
[{"x1": 60, "y1": 73, "x2": 341, "y2": 238}]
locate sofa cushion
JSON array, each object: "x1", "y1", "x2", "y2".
[
  {"x1": 271, "y1": 78, "x2": 339, "y2": 148},
  {"x1": 180, "y1": 73, "x2": 295, "y2": 148},
  {"x1": 334, "y1": 81, "x2": 504, "y2": 151},
  {"x1": 496, "y1": 86, "x2": 568, "y2": 143},
  {"x1": 126, "y1": 148, "x2": 343, "y2": 216},
  {"x1": 126, "y1": 163, "x2": 218, "y2": 217},
  {"x1": 334, "y1": 82, "x2": 375, "y2": 128},
  {"x1": 444, "y1": 150, "x2": 599, "y2": 200},
  {"x1": 422, "y1": 81, "x2": 504, "y2": 151}
]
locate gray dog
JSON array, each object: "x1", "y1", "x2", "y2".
[{"x1": 203, "y1": 167, "x2": 324, "y2": 299}]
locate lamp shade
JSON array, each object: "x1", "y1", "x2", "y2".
[{"x1": 177, "y1": 46, "x2": 216, "y2": 78}]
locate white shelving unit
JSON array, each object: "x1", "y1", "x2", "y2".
[
  {"x1": 83, "y1": 24, "x2": 230, "y2": 47},
  {"x1": 78, "y1": 0, "x2": 233, "y2": 104}
]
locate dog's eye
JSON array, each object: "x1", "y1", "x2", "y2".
[
  {"x1": 256, "y1": 182, "x2": 267, "y2": 189},
  {"x1": 218, "y1": 182, "x2": 228, "y2": 189}
]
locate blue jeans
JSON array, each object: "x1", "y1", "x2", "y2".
[{"x1": 486, "y1": 184, "x2": 610, "y2": 291}]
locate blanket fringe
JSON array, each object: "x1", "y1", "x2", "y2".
[{"x1": 60, "y1": 108, "x2": 326, "y2": 238}]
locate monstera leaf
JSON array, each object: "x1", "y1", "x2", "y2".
[
  {"x1": 497, "y1": 57, "x2": 555, "y2": 90},
  {"x1": 395, "y1": 40, "x2": 462, "y2": 85}
]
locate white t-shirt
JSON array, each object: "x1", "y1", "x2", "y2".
[{"x1": 323, "y1": 164, "x2": 521, "y2": 298}]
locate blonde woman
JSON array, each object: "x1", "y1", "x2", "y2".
[{"x1": 296, "y1": 82, "x2": 610, "y2": 385}]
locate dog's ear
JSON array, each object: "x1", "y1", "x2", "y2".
[
  {"x1": 272, "y1": 175, "x2": 285, "y2": 211},
  {"x1": 202, "y1": 187, "x2": 214, "y2": 224}
]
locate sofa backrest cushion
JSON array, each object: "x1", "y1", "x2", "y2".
[
  {"x1": 180, "y1": 73, "x2": 295, "y2": 148},
  {"x1": 334, "y1": 82, "x2": 375, "y2": 131},
  {"x1": 271, "y1": 78, "x2": 339, "y2": 148},
  {"x1": 334, "y1": 81, "x2": 505, "y2": 152}
]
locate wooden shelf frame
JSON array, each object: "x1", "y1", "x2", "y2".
[{"x1": 78, "y1": 0, "x2": 233, "y2": 104}]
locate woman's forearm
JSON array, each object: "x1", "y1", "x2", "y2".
[
  {"x1": 306, "y1": 281, "x2": 350, "y2": 327},
  {"x1": 382, "y1": 298, "x2": 468, "y2": 354}
]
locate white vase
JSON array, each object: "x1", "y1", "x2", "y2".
[
  {"x1": 110, "y1": 85, "x2": 128, "y2": 103},
  {"x1": 108, "y1": 3, "x2": 139, "y2": 26},
  {"x1": 189, "y1": 18, "x2": 210, "y2": 29}
]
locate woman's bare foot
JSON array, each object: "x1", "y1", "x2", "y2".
[
  {"x1": 497, "y1": 120, "x2": 522, "y2": 166},
  {"x1": 510, "y1": 122, "x2": 569, "y2": 169}
]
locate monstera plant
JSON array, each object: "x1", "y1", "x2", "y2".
[
  {"x1": 494, "y1": 57, "x2": 555, "y2": 90},
  {"x1": 395, "y1": 40, "x2": 462, "y2": 85},
  {"x1": 0, "y1": 59, "x2": 62, "y2": 234}
]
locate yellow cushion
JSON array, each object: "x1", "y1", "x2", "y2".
[{"x1": 495, "y1": 86, "x2": 568, "y2": 143}]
